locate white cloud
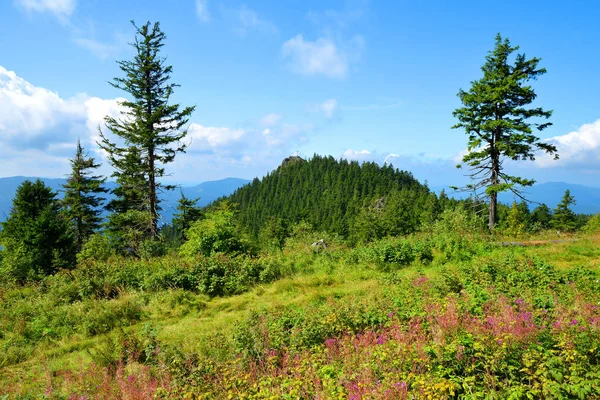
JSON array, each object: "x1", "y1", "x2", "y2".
[
  {"x1": 16, "y1": 0, "x2": 75, "y2": 20},
  {"x1": 320, "y1": 98, "x2": 338, "y2": 118},
  {"x1": 196, "y1": 0, "x2": 210, "y2": 23},
  {"x1": 282, "y1": 35, "x2": 358, "y2": 79},
  {"x1": 0, "y1": 66, "x2": 316, "y2": 182},
  {"x1": 260, "y1": 113, "x2": 281, "y2": 127},
  {"x1": 235, "y1": 5, "x2": 278, "y2": 36},
  {"x1": 0, "y1": 65, "x2": 123, "y2": 176},
  {"x1": 188, "y1": 124, "x2": 246, "y2": 150},
  {"x1": 342, "y1": 148, "x2": 372, "y2": 162},
  {"x1": 536, "y1": 119, "x2": 600, "y2": 168}
]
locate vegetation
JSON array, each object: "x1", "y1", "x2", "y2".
[
  {"x1": 0, "y1": 180, "x2": 74, "y2": 281},
  {"x1": 227, "y1": 155, "x2": 435, "y2": 242},
  {"x1": 452, "y1": 33, "x2": 557, "y2": 230},
  {"x1": 98, "y1": 21, "x2": 195, "y2": 242},
  {"x1": 62, "y1": 140, "x2": 108, "y2": 252},
  {"x1": 1, "y1": 210, "x2": 600, "y2": 398},
  {"x1": 551, "y1": 189, "x2": 578, "y2": 232},
  {"x1": 1, "y1": 25, "x2": 599, "y2": 399}
]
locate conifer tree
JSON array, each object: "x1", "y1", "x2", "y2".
[
  {"x1": 0, "y1": 180, "x2": 74, "y2": 280},
  {"x1": 62, "y1": 140, "x2": 108, "y2": 252},
  {"x1": 551, "y1": 190, "x2": 577, "y2": 232},
  {"x1": 452, "y1": 34, "x2": 558, "y2": 230},
  {"x1": 98, "y1": 21, "x2": 195, "y2": 239},
  {"x1": 172, "y1": 191, "x2": 203, "y2": 242},
  {"x1": 505, "y1": 201, "x2": 526, "y2": 237},
  {"x1": 531, "y1": 203, "x2": 552, "y2": 230}
]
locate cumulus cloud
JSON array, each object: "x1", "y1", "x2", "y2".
[
  {"x1": 535, "y1": 119, "x2": 600, "y2": 168},
  {"x1": 342, "y1": 148, "x2": 372, "y2": 162},
  {"x1": 0, "y1": 67, "x2": 317, "y2": 183},
  {"x1": 196, "y1": 0, "x2": 210, "y2": 23},
  {"x1": 282, "y1": 34, "x2": 363, "y2": 79},
  {"x1": 235, "y1": 5, "x2": 278, "y2": 36},
  {"x1": 0, "y1": 65, "x2": 124, "y2": 176},
  {"x1": 16, "y1": 0, "x2": 75, "y2": 20},
  {"x1": 188, "y1": 124, "x2": 246, "y2": 150}
]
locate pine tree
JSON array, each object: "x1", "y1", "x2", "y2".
[
  {"x1": 172, "y1": 191, "x2": 203, "y2": 242},
  {"x1": 531, "y1": 204, "x2": 552, "y2": 230},
  {"x1": 551, "y1": 190, "x2": 577, "y2": 232},
  {"x1": 452, "y1": 34, "x2": 558, "y2": 230},
  {"x1": 0, "y1": 180, "x2": 74, "y2": 280},
  {"x1": 506, "y1": 201, "x2": 525, "y2": 237},
  {"x1": 98, "y1": 21, "x2": 195, "y2": 239},
  {"x1": 62, "y1": 140, "x2": 108, "y2": 252}
]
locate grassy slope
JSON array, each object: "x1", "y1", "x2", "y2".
[{"x1": 2, "y1": 234, "x2": 600, "y2": 397}]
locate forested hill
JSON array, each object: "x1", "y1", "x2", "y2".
[{"x1": 227, "y1": 155, "x2": 440, "y2": 240}]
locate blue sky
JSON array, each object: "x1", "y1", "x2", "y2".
[{"x1": 1, "y1": 0, "x2": 600, "y2": 188}]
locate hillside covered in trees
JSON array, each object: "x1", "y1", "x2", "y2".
[{"x1": 227, "y1": 155, "x2": 443, "y2": 242}]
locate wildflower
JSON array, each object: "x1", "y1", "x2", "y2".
[
  {"x1": 552, "y1": 321, "x2": 561, "y2": 329},
  {"x1": 570, "y1": 319, "x2": 578, "y2": 326},
  {"x1": 515, "y1": 298, "x2": 524, "y2": 305}
]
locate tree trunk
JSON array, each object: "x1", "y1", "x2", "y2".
[
  {"x1": 489, "y1": 189, "x2": 496, "y2": 231},
  {"x1": 149, "y1": 146, "x2": 158, "y2": 238}
]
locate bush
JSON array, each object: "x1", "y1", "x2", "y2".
[
  {"x1": 351, "y1": 237, "x2": 433, "y2": 270},
  {"x1": 180, "y1": 205, "x2": 251, "y2": 258},
  {"x1": 77, "y1": 233, "x2": 116, "y2": 263},
  {"x1": 583, "y1": 213, "x2": 600, "y2": 234}
]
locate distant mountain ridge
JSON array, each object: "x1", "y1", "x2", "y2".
[
  {"x1": 432, "y1": 182, "x2": 600, "y2": 214},
  {"x1": 0, "y1": 176, "x2": 250, "y2": 223}
]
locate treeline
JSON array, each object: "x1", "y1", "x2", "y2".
[
  {"x1": 227, "y1": 155, "x2": 438, "y2": 242},
  {"x1": 224, "y1": 155, "x2": 596, "y2": 244}
]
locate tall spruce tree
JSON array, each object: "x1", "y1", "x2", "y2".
[
  {"x1": 172, "y1": 191, "x2": 203, "y2": 242},
  {"x1": 551, "y1": 190, "x2": 577, "y2": 232},
  {"x1": 62, "y1": 140, "x2": 108, "y2": 252},
  {"x1": 0, "y1": 180, "x2": 74, "y2": 280},
  {"x1": 452, "y1": 34, "x2": 558, "y2": 230},
  {"x1": 98, "y1": 21, "x2": 195, "y2": 239}
]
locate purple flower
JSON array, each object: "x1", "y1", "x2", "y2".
[
  {"x1": 127, "y1": 375, "x2": 135, "y2": 383},
  {"x1": 570, "y1": 319, "x2": 578, "y2": 326},
  {"x1": 515, "y1": 298, "x2": 524, "y2": 305}
]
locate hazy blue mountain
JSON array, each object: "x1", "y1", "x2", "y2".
[
  {"x1": 433, "y1": 182, "x2": 600, "y2": 214},
  {"x1": 0, "y1": 176, "x2": 250, "y2": 223}
]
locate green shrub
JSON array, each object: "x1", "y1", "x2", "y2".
[
  {"x1": 77, "y1": 233, "x2": 116, "y2": 263},
  {"x1": 180, "y1": 205, "x2": 251, "y2": 258},
  {"x1": 583, "y1": 213, "x2": 600, "y2": 233}
]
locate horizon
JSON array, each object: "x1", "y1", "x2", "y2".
[{"x1": 1, "y1": 0, "x2": 599, "y2": 187}]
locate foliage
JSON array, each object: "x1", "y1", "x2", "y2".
[
  {"x1": 531, "y1": 203, "x2": 553, "y2": 231},
  {"x1": 505, "y1": 201, "x2": 527, "y2": 237},
  {"x1": 551, "y1": 189, "x2": 577, "y2": 232},
  {"x1": 583, "y1": 213, "x2": 600, "y2": 233},
  {"x1": 3, "y1": 231, "x2": 600, "y2": 398},
  {"x1": 227, "y1": 155, "x2": 432, "y2": 239},
  {"x1": 0, "y1": 179, "x2": 74, "y2": 281},
  {"x1": 62, "y1": 140, "x2": 108, "y2": 252},
  {"x1": 98, "y1": 21, "x2": 195, "y2": 239},
  {"x1": 77, "y1": 233, "x2": 116, "y2": 263},
  {"x1": 452, "y1": 33, "x2": 557, "y2": 230},
  {"x1": 180, "y1": 203, "x2": 251, "y2": 258},
  {"x1": 172, "y1": 191, "x2": 203, "y2": 243}
]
